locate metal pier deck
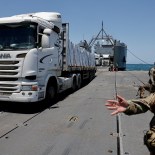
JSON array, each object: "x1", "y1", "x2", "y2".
[{"x1": 0, "y1": 69, "x2": 152, "y2": 155}]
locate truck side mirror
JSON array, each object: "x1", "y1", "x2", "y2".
[
  {"x1": 43, "y1": 28, "x2": 52, "y2": 35},
  {"x1": 60, "y1": 31, "x2": 64, "y2": 40},
  {"x1": 41, "y1": 29, "x2": 52, "y2": 48}
]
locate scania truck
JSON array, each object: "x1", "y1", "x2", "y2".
[{"x1": 0, "y1": 12, "x2": 96, "y2": 102}]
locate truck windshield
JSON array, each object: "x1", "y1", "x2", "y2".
[{"x1": 0, "y1": 23, "x2": 37, "y2": 50}]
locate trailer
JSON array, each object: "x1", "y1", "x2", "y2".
[{"x1": 0, "y1": 12, "x2": 96, "y2": 102}]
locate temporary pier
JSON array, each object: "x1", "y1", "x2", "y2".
[{"x1": 0, "y1": 68, "x2": 152, "y2": 155}]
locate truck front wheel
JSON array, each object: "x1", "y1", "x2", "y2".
[{"x1": 46, "y1": 85, "x2": 56, "y2": 102}]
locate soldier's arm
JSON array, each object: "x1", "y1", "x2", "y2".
[
  {"x1": 124, "y1": 101, "x2": 149, "y2": 115},
  {"x1": 124, "y1": 93, "x2": 155, "y2": 115}
]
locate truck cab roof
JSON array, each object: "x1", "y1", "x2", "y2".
[{"x1": 0, "y1": 12, "x2": 62, "y2": 29}]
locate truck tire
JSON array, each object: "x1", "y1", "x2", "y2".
[
  {"x1": 77, "y1": 75, "x2": 82, "y2": 89},
  {"x1": 46, "y1": 84, "x2": 56, "y2": 102},
  {"x1": 71, "y1": 77, "x2": 77, "y2": 92},
  {"x1": 89, "y1": 71, "x2": 95, "y2": 81}
]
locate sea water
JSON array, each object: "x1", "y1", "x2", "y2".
[{"x1": 126, "y1": 64, "x2": 154, "y2": 71}]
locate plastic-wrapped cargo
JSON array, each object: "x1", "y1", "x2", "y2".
[
  {"x1": 64, "y1": 40, "x2": 95, "y2": 71},
  {"x1": 62, "y1": 23, "x2": 95, "y2": 71}
]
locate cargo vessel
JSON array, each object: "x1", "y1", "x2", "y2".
[{"x1": 89, "y1": 23, "x2": 127, "y2": 71}]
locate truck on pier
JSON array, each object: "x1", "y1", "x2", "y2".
[{"x1": 0, "y1": 12, "x2": 96, "y2": 102}]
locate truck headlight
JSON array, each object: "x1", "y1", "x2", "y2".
[{"x1": 21, "y1": 85, "x2": 38, "y2": 91}]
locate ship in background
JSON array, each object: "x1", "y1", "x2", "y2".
[{"x1": 89, "y1": 22, "x2": 127, "y2": 71}]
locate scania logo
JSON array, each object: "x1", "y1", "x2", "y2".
[{"x1": 0, "y1": 54, "x2": 11, "y2": 59}]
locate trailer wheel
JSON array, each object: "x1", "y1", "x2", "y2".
[
  {"x1": 77, "y1": 75, "x2": 82, "y2": 89},
  {"x1": 71, "y1": 77, "x2": 77, "y2": 92},
  {"x1": 89, "y1": 71, "x2": 95, "y2": 81}
]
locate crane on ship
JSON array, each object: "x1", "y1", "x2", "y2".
[{"x1": 88, "y1": 21, "x2": 114, "y2": 48}]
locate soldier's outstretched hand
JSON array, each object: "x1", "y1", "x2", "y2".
[{"x1": 105, "y1": 95, "x2": 129, "y2": 115}]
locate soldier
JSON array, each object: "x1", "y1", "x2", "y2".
[
  {"x1": 109, "y1": 63, "x2": 114, "y2": 72},
  {"x1": 137, "y1": 85, "x2": 148, "y2": 98},
  {"x1": 137, "y1": 67, "x2": 155, "y2": 98},
  {"x1": 105, "y1": 94, "x2": 155, "y2": 155}
]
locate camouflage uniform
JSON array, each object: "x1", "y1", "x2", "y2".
[
  {"x1": 121, "y1": 67, "x2": 155, "y2": 153},
  {"x1": 147, "y1": 67, "x2": 155, "y2": 93},
  {"x1": 137, "y1": 67, "x2": 155, "y2": 98},
  {"x1": 124, "y1": 93, "x2": 155, "y2": 153},
  {"x1": 149, "y1": 67, "x2": 155, "y2": 86}
]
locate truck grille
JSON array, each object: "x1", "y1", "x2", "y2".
[
  {"x1": 0, "y1": 60, "x2": 21, "y2": 77},
  {"x1": 0, "y1": 72, "x2": 18, "y2": 75},
  {"x1": 0, "y1": 66, "x2": 18, "y2": 70},
  {"x1": 0, "y1": 60, "x2": 22, "y2": 94},
  {"x1": 0, "y1": 83, "x2": 18, "y2": 91},
  {"x1": 0, "y1": 61, "x2": 19, "y2": 65},
  {"x1": 0, "y1": 78, "x2": 18, "y2": 81},
  {"x1": 0, "y1": 82, "x2": 20, "y2": 94}
]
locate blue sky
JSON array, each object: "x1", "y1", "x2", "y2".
[{"x1": 0, "y1": 0, "x2": 155, "y2": 64}]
